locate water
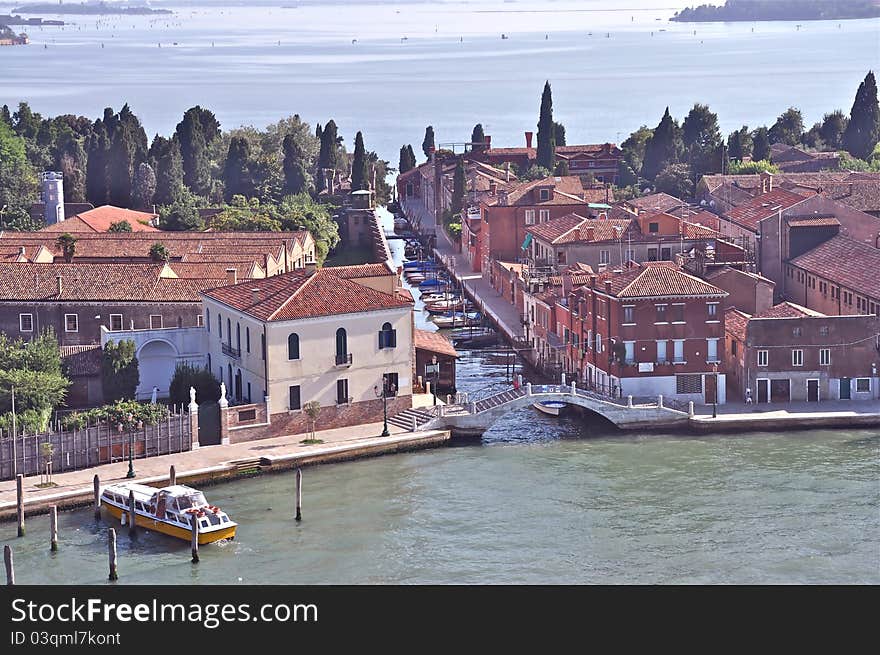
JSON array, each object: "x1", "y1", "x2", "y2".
[{"x1": 1, "y1": 1, "x2": 877, "y2": 163}]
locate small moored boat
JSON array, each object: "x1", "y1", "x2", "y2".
[
  {"x1": 100, "y1": 482, "x2": 237, "y2": 544},
  {"x1": 533, "y1": 401, "x2": 568, "y2": 416}
]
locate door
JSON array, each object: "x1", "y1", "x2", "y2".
[
  {"x1": 807, "y1": 379, "x2": 819, "y2": 402},
  {"x1": 756, "y1": 378, "x2": 770, "y2": 403},
  {"x1": 840, "y1": 378, "x2": 851, "y2": 399},
  {"x1": 704, "y1": 373, "x2": 717, "y2": 404},
  {"x1": 335, "y1": 328, "x2": 348, "y2": 365},
  {"x1": 770, "y1": 379, "x2": 790, "y2": 403},
  {"x1": 234, "y1": 370, "x2": 243, "y2": 403},
  {"x1": 197, "y1": 402, "x2": 221, "y2": 446}
]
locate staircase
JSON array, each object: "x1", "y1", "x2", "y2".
[
  {"x1": 474, "y1": 387, "x2": 526, "y2": 413},
  {"x1": 387, "y1": 407, "x2": 436, "y2": 431}
]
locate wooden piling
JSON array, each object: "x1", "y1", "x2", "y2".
[
  {"x1": 191, "y1": 515, "x2": 199, "y2": 563},
  {"x1": 93, "y1": 474, "x2": 101, "y2": 519},
  {"x1": 16, "y1": 474, "x2": 24, "y2": 537},
  {"x1": 169, "y1": 464, "x2": 176, "y2": 486},
  {"x1": 128, "y1": 490, "x2": 136, "y2": 536},
  {"x1": 295, "y1": 468, "x2": 302, "y2": 522},
  {"x1": 4, "y1": 544, "x2": 13, "y2": 585},
  {"x1": 108, "y1": 528, "x2": 118, "y2": 581},
  {"x1": 50, "y1": 506, "x2": 58, "y2": 552}
]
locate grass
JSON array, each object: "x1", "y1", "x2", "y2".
[
  {"x1": 300, "y1": 438, "x2": 324, "y2": 445},
  {"x1": 35, "y1": 481, "x2": 59, "y2": 489}
]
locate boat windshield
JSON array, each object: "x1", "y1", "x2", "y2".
[{"x1": 176, "y1": 492, "x2": 207, "y2": 509}]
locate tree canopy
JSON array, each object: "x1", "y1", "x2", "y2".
[
  {"x1": 536, "y1": 81, "x2": 556, "y2": 171},
  {"x1": 843, "y1": 70, "x2": 880, "y2": 159}
]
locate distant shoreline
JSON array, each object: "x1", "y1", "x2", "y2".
[
  {"x1": 11, "y1": 3, "x2": 172, "y2": 16},
  {"x1": 671, "y1": 0, "x2": 880, "y2": 23}
]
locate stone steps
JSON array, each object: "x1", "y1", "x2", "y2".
[{"x1": 388, "y1": 408, "x2": 434, "y2": 430}]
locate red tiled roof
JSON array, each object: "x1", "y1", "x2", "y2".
[
  {"x1": 600, "y1": 262, "x2": 727, "y2": 298},
  {"x1": 323, "y1": 262, "x2": 394, "y2": 278},
  {"x1": 754, "y1": 302, "x2": 823, "y2": 319},
  {"x1": 723, "y1": 189, "x2": 808, "y2": 231},
  {"x1": 528, "y1": 213, "x2": 634, "y2": 245},
  {"x1": 785, "y1": 216, "x2": 841, "y2": 228},
  {"x1": 0, "y1": 263, "x2": 218, "y2": 302},
  {"x1": 724, "y1": 308, "x2": 751, "y2": 342},
  {"x1": 201, "y1": 268, "x2": 412, "y2": 322},
  {"x1": 414, "y1": 328, "x2": 459, "y2": 358},
  {"x1": 788, "y1": 235, "x2": 880, "y2": 299},
  {"x1": 487, "y1": 176, "x2": 588, "y2": 207},
  {"x1": 625, "y1": 193, "x2": 684, "y2": 214},
  {"x1": 40, "y1": 206, "x2": 159, "y2": 233}
]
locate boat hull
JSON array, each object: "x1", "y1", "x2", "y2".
[
  {"x1": 104, "y1": 503, "x2": 237, "y2": 544},
  {"x1": 534, "y1": 401, "x2": 567, "y2": 416}
]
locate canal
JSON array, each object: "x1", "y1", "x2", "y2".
[{"x1": 1, "y1": 215, "x2": 877, "y2": 584}]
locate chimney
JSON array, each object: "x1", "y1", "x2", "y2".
[
  {"x1": 18, "y1": 246, "x2": 25, "y2": 255},
  {"x1": 251, "y1": 288, "x2": 260, "y2": 304},
  {"x1": 586, "y1": 226, "x2": 595, "y2": 241},
  {"x1": 589, "y1": 274, "x2": 598, "y2": 289},
  {"x1": 304, "y1": 261, "x2": 317, "y2": 277},
  {"x1": 604, "y1": 280, "x2": 612, "y2": 294},
  {"x1": 525, "y1": 131, "x2": 533, "y2": 149},
  {"x1": 225, "y1": 267, "x2": 237, "y2": 286},
  {"x1": 485, "y1": 135, "x2": 491, "y2": 149},
  {"x1": 489, "y1": 181, "x2": 497, "y2": 195},
  {"x1": 56, "y1": 275, "x2": 63, "y2": 296}
]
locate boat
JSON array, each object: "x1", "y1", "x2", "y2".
[
  {"x1": 432, "y1": 311, "x2": 481, "y2": 329},
  {"x1": 100, "y1": 482, "x2": 237, "y2": 544},
  {"x1": 403, "y1": 260, "x2": 438, "y2": 270},
  {"x1": 533, "y1": 401, "x2": 568, "y2": 416},
  {"x1": 424, "y1": 299, "x2": 468, "y2": 313},
  {"x1": 451, "y1": 327, "x2": 498, "y2": 348},
  {"x1": 420, "y1": 292, "x2": 461, "y2": 303},
  {"x1": 419, "y1": 279, "x2": 450, "y2": 290},
  {"x1": 404, "y1": 272, "x2": 426, "y2": 283}
]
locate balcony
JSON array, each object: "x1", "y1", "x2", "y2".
[
  {"x1": 335, "y1": 353, "x2": 353, "y2": 367},
  {"x1": 222, "y1": 342, "x2": 241, "y2": 359}
]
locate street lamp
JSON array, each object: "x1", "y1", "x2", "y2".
[
  {"x1": 431, "y1": 355, "x2": 439, "y2": 406},
  {"x1": 374, "y1": 376, "x2": 395, "y2": 437},
  {"x1": 125, "y1": 413, "x2": 136, "y2": 478},
  {"x1": 712, "y1": 363, "x2": 718, "y2": 419}
]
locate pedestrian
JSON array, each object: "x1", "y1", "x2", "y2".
[{"x1": 745, "y1": 388, "x2": 753, "y2": 404}]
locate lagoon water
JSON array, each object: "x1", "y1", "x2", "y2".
[{"x1": 1, "y1": 0, "x2": 878, "y2": 162}]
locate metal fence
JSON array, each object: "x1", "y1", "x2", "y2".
[{"x1": 0, "y1": 410, "x2": 192, "y2": 481}]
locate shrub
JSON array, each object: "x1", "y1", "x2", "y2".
[{"x1": 168, "y1": 362, "x2": 221, "y2": 405}]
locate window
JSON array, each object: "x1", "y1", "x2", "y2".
[
  {"x1": 383, "y1": 372, "x2": 399, "y2": 396},
  {"x1": 525, "y1": 210, "x2": 536, "y2": 225},
  {"x1": 109, "y1": 314, "x2": 122, "y2": 331},
  {"x1": 671, "y1": 304, "x2": 685, "y2": 323},
  {"x1": 150, "y1": 315, "x2": 163, "y2": 329},
  {"x1": 856, "y1": 378, "x2": 871, "y2": 393},
  {"x1": 819, "y1": 326, "x2": 828, "y2": 337},
  {"x1": 706, "y1": 338, "x2": 719, "y2": 363},
  {"x1": 379, "y1": 322, "x2": 397, "y2": 348},
  {"x1": 792, "y1": 349, "x2": 803, "y2": 367},
  {"x1": 655, "y1": 304, "x2": 667, "y2": 323},
  {"x1": 539, "y1": 209, "x2": 550, "y2": 223},
  {"x1": 196, "y1": 314, "x2": 204, "y2": 327},
  {"x1": 539, "y1": 189, "x2": 550, "y2": 201},
  {"x1": 227, "y1": 319, "x2": 231, "y2": 344},
  {"x1": 648, "y1": 222, "x2": 659, "y2": 233},
  {"x1": 758, "y1": 350, "x2": 768, "y2": 367},
  {"x1": 707, "y1": 303, "x2": 718, "y2": 320},
  {"x1": 819, "y1": 348, "x2": 830, "y2": 366},
  {"x1": 336, "y1": 379, "x2": 349, "y2": 405},
  {"x1": 792, "y1": 327, "x2": 802, "y2": 337},
  {"x1": 648, "y1": 248, "x2": 658, "y2": 261},
  {"x1": 599, "y1": 250, "x2": 610, "y2": 265},
  {"x1": 261, "y1": 334, "x2": 266, "y2": 360},
  {"x1": 623, "y1": 306, "x2": 634, "y2": 324},
  {"x1": 732, "y1": 340, "x2": 738, "y2": 356},
  {"x1": 217, "y1": 314, "x2": 222, "y2": 338},
  {"x1": 656, "y1": 340, "x2": 668, "y2": 363},
  {"x1": 64, "y1": 313, "x2": 78, "y2": 332},
  {"x1": 288, "y1": 385, "x2": 301, "y2": 411},
  {"x1": 624, "y1": 341, "x2": 635, "y2": 364},
  {"x1": 624, "y1": 248, "x2": 635, "y2": 263},
  {"x1": 288, "y1": 333, "x2": 300, "y2": 360},
  {"x1": 206, "y1": 309, "x2": 210, "y2": 332},
  {"x1": 595, "y1": 333, "x2": 602, "y2": 353},
  {"x1": 236, "y1": 324, "x2": 241, "y2": 352},
  {"x1": 661, "y1": 247, "x2": 671, "y2": 261},
  {"x1": 246, "y1": 327, "x2": 250, "y2": 353},
  {"x1": 673, "y1": 340, "x2": 684, "y2": 363},
  {"x1": 676, "y1": 374, "x2": 703, "y2": 394},
  {"x1": 336, "y1": 328, "x2": 349, "y2": 365},
  {"x1": 19, "y1": 314, "x2": 33, "y2": 332}
]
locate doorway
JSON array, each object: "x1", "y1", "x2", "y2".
[
  {"x1": 840, "y1": 378, "x2": 851, "y2": 400},
  {"x1": 704, "y1": 373, "x2": 717, "y2": 404},
  {"x1": 756, "y1": 378, "x2": 770, "y2": 403},
  {"x1": 770, "y1": 379, "x2": 791, "y2": 403},
  {"x1": 807, "y1": 379, "x2": 819, "y2": 402}
]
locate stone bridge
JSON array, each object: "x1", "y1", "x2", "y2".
[{"x1": 390, "y1": 383, "x2": 690, "y2": 437}]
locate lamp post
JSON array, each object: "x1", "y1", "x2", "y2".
[
  {"x1": 125, "y1": 413, "x2": 136, "y2": 478},
  {"x1": 712, "y1": 363, "x2": 718, "y2": 419},
  {"x1": 431, "y1": 355, "x2": 438, "y2": 406},
  {"x1": 374, "y1": 377, "x2": 394, "y2": 437}
]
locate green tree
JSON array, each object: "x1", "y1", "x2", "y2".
[
  {"x1": 769, "y1": 107, "x2": 805, "y2": 146},
  {"x1": 471, "y1": 123, "x2": 485, "y2": 147},
  {"x1": 421, "y1": 125, "x2": 435, "y2": 160},
  {"x1": 223, "y1": 135, "x2": 252, "y2": 201},
  {"x1": 0, "y1": 120, "x2": 38, "y2": 219},
  {"x1": 682, "y1": 103, "x2": 722, "y2": 179},
  {"x1": 175, "y1": 107, "x2": 213, "y2": 196},
  {"x1": 553, "y1": 121, "x2": 566, "y2": 147},
  {"x1": 451, "y1": 158, "x2": 466, "y2": 215},
  {"x1": 132, "y1": 162, "x2": 156, "y2": 209},
  {"x1": 108, "y1": 220, "x2": 132, "y2": 233},
  {"x1": 55, "y1": 131, "x2": 88, "y2": 203},
  {"x1": 399, "y1": 144, "x2": 416, "y2": 173},
  {"x1": 727, "y1": 160, "x2": 780, "y2": 175},
  {"x1": 149, "y1": 135, "x2": 185, "y2": 205},
  {"x1": 653, "y1": 163, "x2": 693, "y2": 199},
  {"x1": 727, "y1": 126, "x2": 753, "y2": 161},
  {"x1": 149, "y1": 242, "x2": 170, "y2": 263},
  {"x1": 521, "y1": 164, "x2": 552, "y2": 181},
  {"x1": 56, "y1": 233, "x2": 77, "y2": 263},
  {"x1": 159, "y1": 195, "x2": 204, "y2": 231},
  {"x1": 843, "y1": 71, "x2": 880, "y2": 159},
  {"x1": 282, "y1": 133, "x2": 311, "y2": 195},
  {"x1": 316, "y1": 119, "x2": 342, "y2": 191},
  {"x1": 168, "y1": 362, "x2": 221, "y2": 405},
  {"x1": 277, "y1": 193, "x2": 340, "y2": 262},
  {"x1": 303, "y1": 400, "x2": 321, "y2": 440},
  {"x1": 620, "y1": 125, "x2": 653, "y2": 182},
  {"x1": 536, "y1": 81, "x2": 556, "y2": 170},
  {"x1": 106, "y1": 104, "x2": 148, "y2": 207},
  {"x1": 641, "y1": 107, "x2": 679, "y2": 181},
  {"x1": 101, "y1": 340, "x2": 139, "y2": 403},
  {"x1": 555, "y1": 160, "x2": 569, "y2": 176},
  {"x1": 752, "y1": 126, "x2": 771, "y2": 162},
  {"x1": 85, "y1": 121, "x2": 110, "y2": 206},
  {"x1": 351, "y1": 131, "x2": 370, "y2": 191}
]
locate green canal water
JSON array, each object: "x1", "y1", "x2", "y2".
[{"x1": 3, "y1": 345, "x2": 878, "y2": 584}]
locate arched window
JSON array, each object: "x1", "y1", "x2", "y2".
[
  {"x1": 207, "y1": 353, "x2": 211, "y2": 371},
  {"x1": 288, "y1": 333, "x2": 300, "y2": 360},
  {"x1": 246, "y1": 327, "x2": 250, "y2": 353},
  {"x1": 226, "y1": 318, "x2": 231, "y2": 345},
  {"x1": 217, "y1": 313, "x2": 222, "y2": 338},
  {"x1": 236, "y1": 323, "x2": 241, "y2": 351},
  {"x1": 379, "y1": 321, "x2": 396, "y2": 349},
  {"x1": 206, "y1": 308, "x2": 211, "y2": 332},
  {"x1": 335, "y1": 328, "x2": 349, "y2": 365}
]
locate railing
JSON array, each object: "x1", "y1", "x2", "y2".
[
  {"x1": 335, "y1": 353, "x2": 353, "y2": 367},
  {"x1": 222, "y1": 343, "x2": 241, "y2": 359}
]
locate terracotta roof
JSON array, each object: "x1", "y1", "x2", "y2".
[
  {"x1": 600, "y1": 262, "x2": 727, "y2": 298},
  {"x1": 414, "y1": 328, "x2": 459, "y2": 358},
  {"x1": 681, "y1": 221, "x2": 719, "y2": 239},
  {"x1": 168, "y1": 262, "x2": 260, "y2": 280},
  {"x1": 487, "y1": 176, "x2": 587, "y2": 207},
  {"x1": 323, "y1": 262, "x2": 394, "y2": 278},
  {"x1": 625, "y1": 193, "x2": 684, "y2": 214},
  {"x1": 0, "y1": 263, "x2": 218, "y2": 302},
  {"x1": 528, "y1": 213, "x2": 634, "y2": 245},
  {"x1": 789, "y1": 235, "x2": 880, "y2": 299},
  {"x1": 724, "y1": 307, "x2": 751, "y2": 342},
  {"x1": 201, "y1": 268, "x2": 412, "y2": 322},
  {"x1": 40, "y1": 206, "x2": 159, "y2": 233},
  {"x1": 785, "y1": 216, "x2": 841, "y2": 228},
  {"x1": 723, "y1": 189, "x2": 807, "y2": 231},
  {"x1": 60, "y1": 345, "x2": 103, "y2": 377},
  {"x1": 754, "y1": 302, "x2": 824, "y2": 319}
]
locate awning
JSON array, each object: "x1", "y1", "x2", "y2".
[{"x1": 521, "y1": 233, "x2": 533, "y2": 250}]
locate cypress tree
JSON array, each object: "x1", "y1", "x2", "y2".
[
  {"x1": 471, "y1": 123, "x2": 485, "y2": 147},
  {"x1": 132, "y1": 162, "x2": 157, "y2": 210},
  {"x1": 282, "y1": 134, "x2": 309, "y2": 195},
  {"x1": 315, "y1": 122, "x2": 323, "y2": 142},
  {"x1": 422, "y1": 125, "x2": 435, "y2": 160},
  {"x1": 451, "y1": 158, "x2": 466, "y2": 215},
  {"x1": 843, "y1": 71, "x2": 880, "y2": 159},
  {"x1": 399, "y1": 145, "x2": 412, "y2": 173},
  {"x1": 351, "y1": 131, "x2": 369, "y2": 191},
  {"x1": 107, "y1": 122, "x2": 134, "y2": 206},
  {"x1": 819, "y1": 110, "x2": 849, "y2": 150},
  {"x1": 752, "y1": 126, "x2": 771, "y2": 162},
  {"x1": 553, "y1": 121, "x2": 566, "y2": 147},
  {"x1": 149, "y1": 135, "x2": 185, "y2": 206},
  {"x1": 223, "y1": 136, "x2": 252, "y2": 201},
  {"x1": 406, "y1": 145, "x2": 416, "y2": 170},
  {"x1": 316, "y1": 120, "x2": 340, "y2": 191},
  {"x1": 85, "y1": 121, "x2": 110, "y2": 206},
  {"x1": 727, "y1": 126, "x2": 751, "y2": 162},
  {"x1": 536, "y1": 81, "x2": 555, "y2": 170},
  {"x1": 55, "y1": 132, "x2": 87, "y2": 203},
  {"x1": 768, "y1": 107, "x2": 804, "y2": 146},
  {"x1": 175, "y1": 107, "x2": 211, "y2": 196},
  {"x1": 641, "y1": 107, "x2": 677, "y2": 181}
]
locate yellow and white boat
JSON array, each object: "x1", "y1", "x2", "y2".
[{"x1": 101, "y1": 482, "x2": 237, "y2": 544}]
